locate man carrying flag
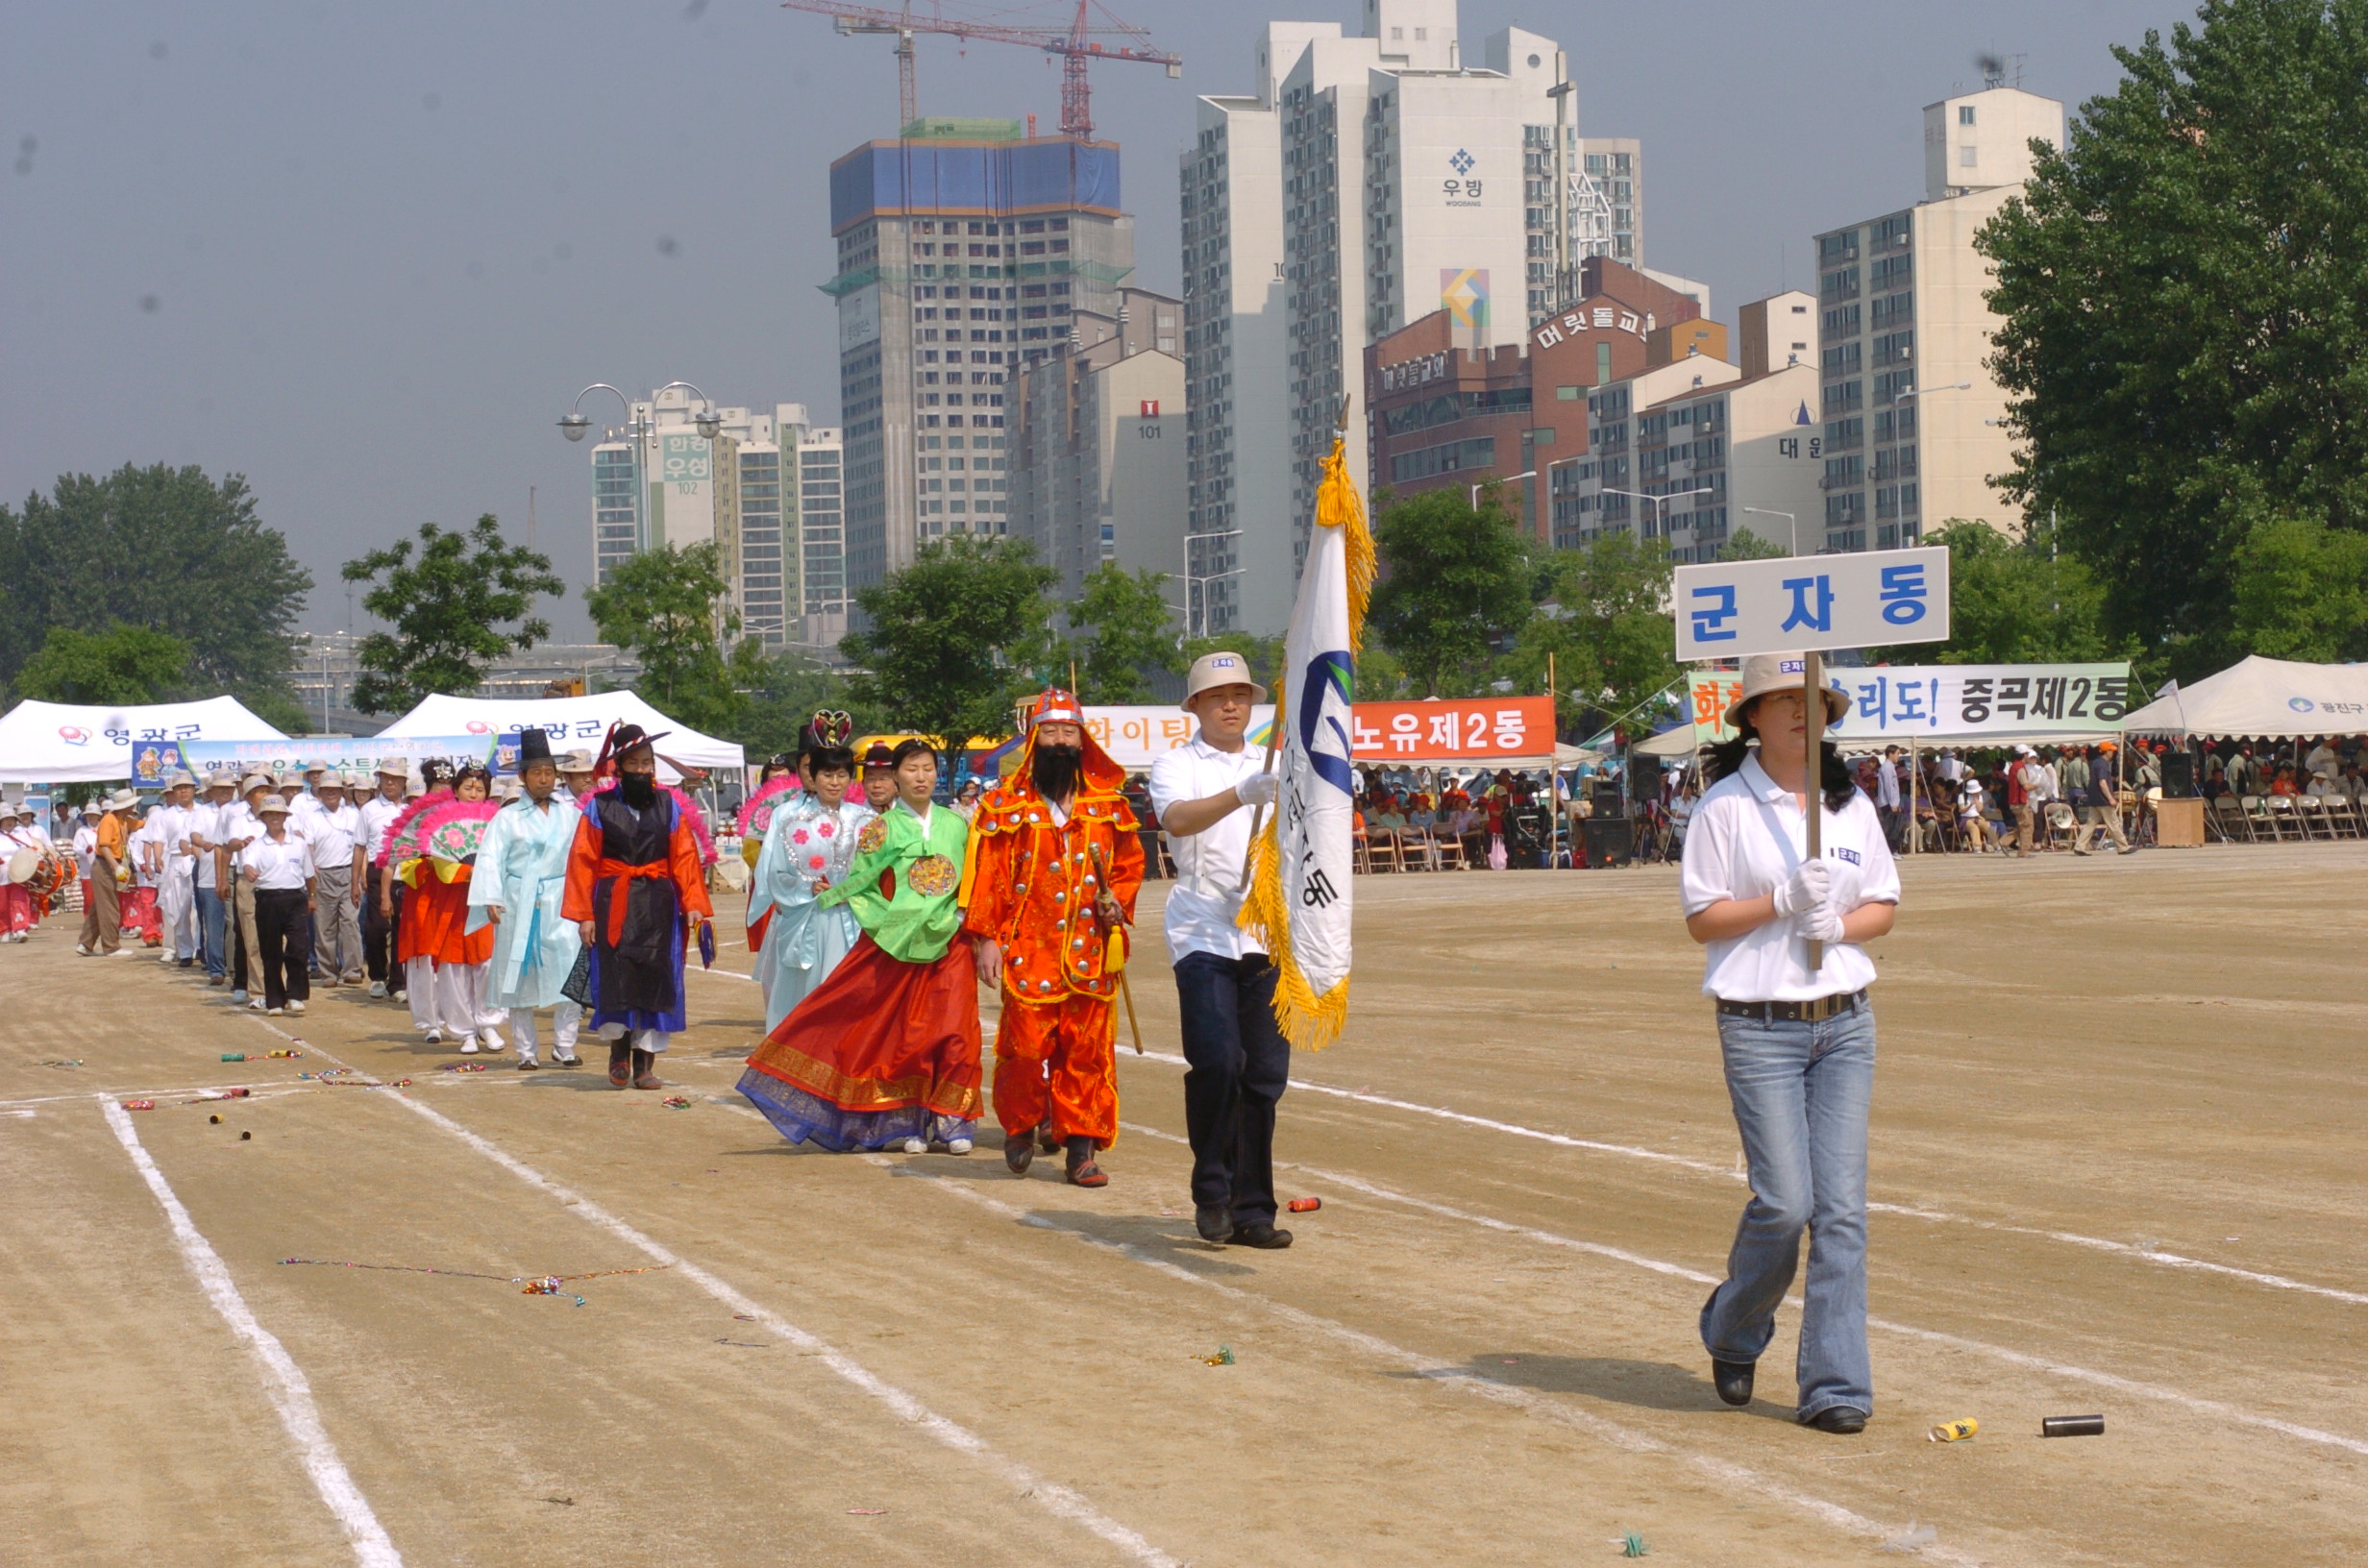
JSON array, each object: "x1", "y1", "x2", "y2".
[
  {"x1": 1152, "y1": 427, "x2": 1371, "y2": 1245},
  {"x1": 960, "y1": 687, "x2": 1145, "y2": 1187}
]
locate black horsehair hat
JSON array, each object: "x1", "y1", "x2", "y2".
[{"x1": 516, "y1": 727, "x2": 555, "y2": 768}]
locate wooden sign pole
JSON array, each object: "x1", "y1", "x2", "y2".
[{"x1": 1802, "y1": 650, "x2": 1826, "y2": 972}]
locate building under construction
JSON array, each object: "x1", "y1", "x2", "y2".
[{"x1": 825, "y1": 118, "x2": 1137, "y2": 595}]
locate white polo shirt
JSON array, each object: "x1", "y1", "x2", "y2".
[
  {"x1": 1678, "y1": 753, "x2": 1900, "y2": 1003},
  {"x1": 308, "y1": 800, "x2": 361, "y2": 869},
  {"x1": 239, "y1": 834, "x2": 316, "y2": 891},
  {"x1": 1147, "y1": 732, "x2": 1268, "y2": 963},
  {"x1": 358, "y1": 793, "x2": 407, "y2": 860}
]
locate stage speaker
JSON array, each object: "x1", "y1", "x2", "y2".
[
  {"x1": 1629, "y1": 760, "x2": 1662, "y2": 812},
  {"x1": 2160, "y1": 750, "x2": 2196, "y2": 798},
  {"x1": 1582, "y1": 818, "x2": 1635, "y2": 868},
  {"x1": 1591, "y1": 780, "x2": 1627, "y2": 819}
]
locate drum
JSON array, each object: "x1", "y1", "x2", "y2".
[
  {"x1": 5, "y1": 846, "x2": 37, "y2": 888},
  {"x1": 26, "y1": 850, "x2": 69, "y2": 900}
]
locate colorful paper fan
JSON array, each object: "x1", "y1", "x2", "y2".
[
  {"x1": 373, "y1": 787, "x2": 451, "y2": 868},
  {"x1": 418, "y1": 797, "x2": 501, "y2": 865},
  {"x1": 737, "y1": 773, "x2": 800, "y2": 840}
]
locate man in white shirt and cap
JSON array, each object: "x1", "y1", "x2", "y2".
[
  {"x1": 555, "y1": 750, "x2": 597, "y2": 808},
  {"x1": 220, "y1": 772, "x2": 273, "y2": 1000},
  {"x1": 1146, "y1": 651, "x2": 1295, "y2": 1250},
  {"x1": 186, "y1": 772, "x2": 239, "y2": 984},
  {"x1": 149, "y1": 772, "x2": 203, "y2": 967},
  {"x1": 358, "y1": 759, "x2": 412, "y2": 1001},
  {"x1": 306, "y1": 771, "x2": 366, "y2": 983}
]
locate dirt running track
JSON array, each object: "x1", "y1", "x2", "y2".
[{"x1": 3, "y1": 843, "x2": 2361, "y2": 1566}]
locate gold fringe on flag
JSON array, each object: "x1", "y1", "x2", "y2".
[{"x1": 1237, "y1": 430, "x2": 1373, "y2": 1051}]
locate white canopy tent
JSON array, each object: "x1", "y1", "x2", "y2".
[
  {"x1": 0, "y1": 697, "x2": 290, "y2": 783},
  {"x1": 2122, "y1": 655, "x2": 2368, "y2": 739},
  {"x1": 1632, "y1": 726, "x2": 1702, "y2": 761},
  {"x1": 374, "y1": 691, "x2": 745, "y2": 779}
]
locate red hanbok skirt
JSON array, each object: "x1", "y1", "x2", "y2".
[{"x1": 737, "y1": 934, "x2": 982, "y2": 1151}]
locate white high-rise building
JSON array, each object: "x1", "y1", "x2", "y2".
[
  {"x1": 790, "y1": 423, "x2": 847, "y2": 652},
  {"x1": 1812, "y1": 83, "x2": 2062, "y2": 552},
  {"x1": 585, "y1": 390, "x2": 834, "y2": 649},
  {"x1": 1180, "y1": 0, "x2": 1642, "y2": 634}
]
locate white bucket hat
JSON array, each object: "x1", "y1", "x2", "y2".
[
  {"x1": 1731, "y1": 652, "x2": 1850, "y2": 724},
  {"x1": 1181, "y1": 649, "x2": 1268, "y2": 709}
]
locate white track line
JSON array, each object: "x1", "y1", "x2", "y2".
[
  {"x1": 1106, "y1": 1121, "x2": 2368, "y2": 1462},
  {"x1": 900, "y1": 1166, "x2": 1993, "y2": 1568},
  {"x1": 1123, "y1": 1051, "x2": 2368, "y2": 1308},
  {"x1": 100, "y1": 1098, "x2": 403, "y2": 1567},
  {"x1": 379, "y1": 1090, "x2": 1179, "y2": 1568}
]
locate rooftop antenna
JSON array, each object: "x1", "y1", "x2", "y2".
[{"x1": 1978, "y1": 52, "x2": 2007, "y2": 90}]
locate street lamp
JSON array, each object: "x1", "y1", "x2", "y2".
[
  {"x1": 1741, "y1": 505, "x2": 1797, "y2": 554},
  {"x1": 1470, "y1": 470, "x2": 1537, "y2": 508},
  {"x1": 1887, "y1": 380, "x2": 1972, "y2": 406},
  {"x1": 1184, "y1": 528, "x2": 1244, "y2": 640},
  {"x1": 1600, "y1": 486, "x2": 1713, "y2": 539},
  {"x1": 558, "y1": 380, "x2": 722, "y2": 558}
]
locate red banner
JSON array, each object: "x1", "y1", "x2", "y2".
[{"x1": 1349, "y1": 697, "x2": 1556, "y2": 761}]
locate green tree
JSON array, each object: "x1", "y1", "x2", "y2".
[
  {"x1": 1981, "y1": 0, "x2": 2368, "y2": 674},
  {"x1": 1868, "y1": 518, "x2": 2123, "y2": 665},
  {"x1": 728, "y1": 644, "x2": 875, "y2": 760},
  {"x1": 1499, "y1": 532, "x2": 1679, "y2": 734},
  {"x1": 0, "y1": 464, "x2": 310, "y2": 705},
  {"x1": 340, "y1": 515, "x2": 563, "y2": 715},
  {"x1": 1369, "y1": 485, "x2": 1535, "y2": 696},
  {"x1": 1067, "y1": 563, "x2": 1183, "y2": 703},
  {"x1": 841, "y1": 534, "x2": 1061, "y2": 746},
  {"x1": 2229, "y1": 514, "x2": 2368, "y2": 661},
  {"x1": 13, "y1": 625, "x2": 192, "y2": 705},
  {"x1": 1715, "y1": 526, "x2": 1789, "y2": 562},
  {"x1": 583, "y1": 542, "x2": 747, "y2": 735}
]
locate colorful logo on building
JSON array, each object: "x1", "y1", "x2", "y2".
[
  {"x1": 1448, "y1": 148, "x2": 1475, "y2": 176},
  {"x1": 1441, "y1": 269, "x2": 1490, "y2": 331}
]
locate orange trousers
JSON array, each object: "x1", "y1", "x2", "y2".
[{"x1": 991, "y1": 990, "x2": 1118, "y2": 1148}]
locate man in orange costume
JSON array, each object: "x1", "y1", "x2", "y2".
[{"x1": 962, "y1": 689, "x2": 1145, "y2": 1187}]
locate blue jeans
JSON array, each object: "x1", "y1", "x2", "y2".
[
  {"x1": 193, "y1": 885, "x2": 229, "y2": 978},
  {"x1": 1699, "y1": 999, "x2": 1875, "y2": 1420}
]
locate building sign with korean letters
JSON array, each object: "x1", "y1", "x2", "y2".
[
  {"x1": 1531, "y1": 304, "x2": 1658, "y2": 353},
  {"x1": 1673, "y1": 545, "x2": 1952, "y2": 661},
  {"x1": 1378, "y1": 351, "x2": 1450, "y2": 394}
]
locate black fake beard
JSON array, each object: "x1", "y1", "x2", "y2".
[
  {"x1": 619, "y1": 770, "x2": 657, "y2": 809},
  {"x1": 1031, "y1": 744, "x2": 1083, "y2": 802}
]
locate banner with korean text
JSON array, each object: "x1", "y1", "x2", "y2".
[
  {"x1": 1674, "y1": 546, "x2": 1951, "y2": 661},
  {"x1": 1686, "y1": 663, "x2": 2133, "y2": 746},
  {"x1": 181, "y1": 735, "x2": 494, "y2": 780},
  {"x1": 1083, "y1": 697, "x2": 1555, "y2": 770}
]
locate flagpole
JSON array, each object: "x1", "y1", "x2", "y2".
[{"x1": 1247, "y1": 396, "x2": 1350, "y2": 847}]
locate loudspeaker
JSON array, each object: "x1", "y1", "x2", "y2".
[
  {"x1": 1629, "y1": 761, "x2": 1662, "y2": 812},
  {"x1": 1591, "y1": 780, "x2": 1626, "y2": 819},
  {"x1": 2160, "y1": 750, "x2": 2196, "y2": 798},
  {"x1": 1582, "y1": 818, "x2": 1635, "y2": 868}
]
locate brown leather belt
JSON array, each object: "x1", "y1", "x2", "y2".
[{"x1": 1715, "y1": 990, "x2": 1866, "y2": 1023}]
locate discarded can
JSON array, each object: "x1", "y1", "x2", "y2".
[
  {"x1": 1929, "y1": 1418, "x2": 1978, "y2": 1443},
  {"x1": 239, "y1": 1131, "x2": 253, "y2": 1141},
  {"x1": 209, "y1": 1115, "x2": 222, "y2": 1125},
  {"x1": 1287, "y1": 1197, "x2": 1321, "y2": 1213},
  {"x1": 221, "y1": 1052, "x2": 245, "y2": 1062},
  {"x1": 2041, "y1": 1413, "x2": 2105, "y2": 1438}
]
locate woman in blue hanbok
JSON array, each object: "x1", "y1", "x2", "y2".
[{"x1": 746, "y1": 722, "x2": 873, "y2": 1036}]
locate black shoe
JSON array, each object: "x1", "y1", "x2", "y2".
[
  {"x1": 1196, "y1": 1204, "x2": 1231, "y2": 1242},
  {"x1": 1802, "y1": 1406, "x2": 1867, "y2": 1434},
  {"x1": 1228, "y1": 1222, "x2": 1293, "y2": 1249},
  {"x1": 1003, "y1": 1132, "x2": 1034, "y2": 1175},
  {"x1": 1712, "y1": 1358, "x2": 1756, "y2": 1408}
]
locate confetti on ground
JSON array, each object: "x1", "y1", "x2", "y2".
[
  {"x1": 661, "y1": 1095, "x2": 693, "y2": 1109},
  {"x1": 1619, "y1": 1531, "x2": 1650, "y2": 1557},
  {"x1": 221, "y1": 1050, "x2": 302, "y2": 1062},
  {"x1": 439, "y1": 1062, "x2": 489, "y2": 1073},
  {"x1": 847, "y1": 1507, "x2": 889, "y2": 1516},
  {"x1": 1203, "y1": 1345, "x2": 1235, "y2": 1366},
  {"x1": 281, "y1": 1257, "x2": 671, "y2": 1311},
  {"x1": 34, "y1": 1059, "x2": 84, "y2": 1069},
  {"x1": 120, "y1": 1099, "x2": 155, "y2": 1111}
]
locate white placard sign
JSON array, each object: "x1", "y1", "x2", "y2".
[{"x1": 1674, "y1": 546, "x2": 1951, "y2": 660}]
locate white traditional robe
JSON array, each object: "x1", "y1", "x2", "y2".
[
  {"x1": 466, "y1": 793, "x2": 583, "y2": 1009},
  {"x1": 749, "y1": 793, "x2": 873, "y2": 1036}
]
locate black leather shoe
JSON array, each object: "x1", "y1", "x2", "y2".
[
  {"x1": 1802, "y1": 1406, "x2": 1868, "y2": 1434},
  {"x1": 1003, "y1": 1133, "x2": 1034, "y2": 1175},
  {"x1": 1195, "y1": 1204, "x2": 1231, "y2": 1242},
  {"x1": 1712, "y1": 1358, "x2": 1756, "y2": 1408},
  {"x1": 1228, "y1": 1223, "x2": 1293, "y2": 1249}
]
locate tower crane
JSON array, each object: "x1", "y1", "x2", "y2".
[{"x1": 778, "y1": 0, "x2": 1180, "y2": 140}]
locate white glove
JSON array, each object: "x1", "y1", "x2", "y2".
[
  {"x1": 1770, "y1": 858, "x2": 1832, "y2": 918},
  {"x1": 1798, "y1": 897, "x2": 1845, "y2": 944},
  {"x1": 1236, "y1": 772, "x2": 1281, "y2": 809}
]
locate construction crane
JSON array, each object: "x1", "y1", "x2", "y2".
[{"x1": 779, "y1": 0, "x2": 1180, "y2": 141}]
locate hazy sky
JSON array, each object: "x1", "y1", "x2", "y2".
[{"x1": 4, "y1": 0, "x2": 2183, "y2": 642}]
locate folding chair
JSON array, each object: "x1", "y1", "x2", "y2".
[
  {"x1": 1367, "y1": 831, "x2": 1402, "y2": 873},
  {"x1": 1351, "y1": 827, "x2": 1373, "y2": 875},
  {"x1": 2244, "y1": 795, "x2": 2285, "y2": 840},
  {"x1": 2329, "y1": 795, "x2": 2367, "y2": 838},
  {"x1": 2210, "y1": 796, "x2": 2248, "y2": 842},
  {"x1": 2294, "y1": 796, "x2": 2331, "y2": 840},
  {"x1": 1432, "y1": 829, "x2": 1468, "y2": 870}
]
